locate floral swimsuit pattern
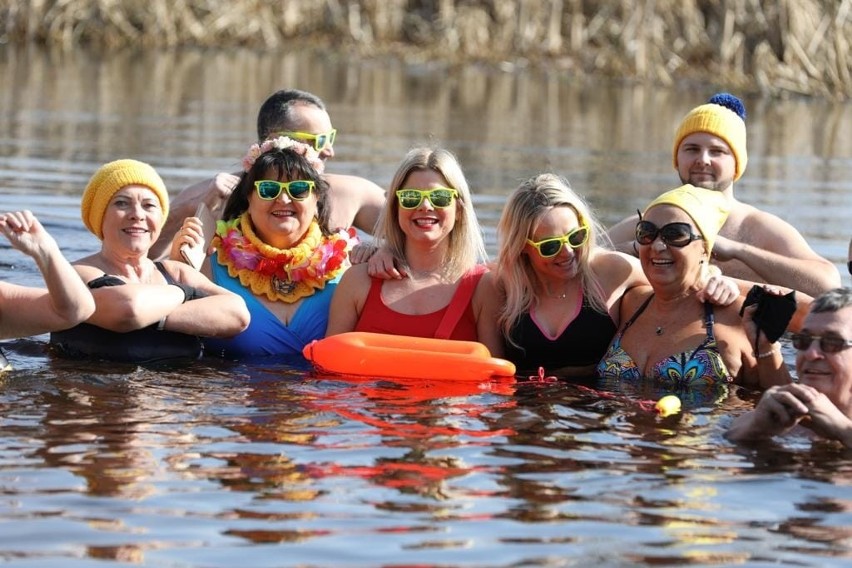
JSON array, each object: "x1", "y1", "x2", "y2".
[{"x1": 596, "y1": 294, "x2": 733, "y2": 390}]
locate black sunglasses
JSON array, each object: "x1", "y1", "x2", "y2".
[
  {"x1": 791, "y1": 332, "x2": 852, "y2": 354},
  {"x1": 635, "y1": 220, "x2": 702, "y2": 248}
]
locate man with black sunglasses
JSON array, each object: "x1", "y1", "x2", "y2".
[
  {"x1": 607, "y1": 93, "x2": 840, "y2": 297},
  {"x1": 151, "y1": 89, "x2": 385, "y2": 260},
  {"x1": 727, "y1": 287, "x2": 852, "y2": 448}
]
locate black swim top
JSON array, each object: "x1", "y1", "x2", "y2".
[
  {"x1": 50, "y1": 262, "x2": 203, "y2": 363},
  {"x1": 504, "y1": 292, "x2": 616, "y2": 374}
]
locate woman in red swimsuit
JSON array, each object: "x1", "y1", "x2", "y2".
[{"x1": 326, "y1": 147, "x2": 503, "y2": 355}]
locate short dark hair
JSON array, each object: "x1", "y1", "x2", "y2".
[
  {"x1": 256, "y1": 89, "x2": 327, "y2": 141},
  {"x1": 811, "y1": 288, "x2": 852, "y2": 314},
  {"x1": 222, "y1": 148, "x2": 332, "y2": 235}
]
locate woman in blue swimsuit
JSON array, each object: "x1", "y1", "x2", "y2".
[
  {"x1": 172, "y1": 137, "x2": 358, "y2": 360},
  {"x1": 597, "y1": 184, "x2": 796, "y2": 396}
]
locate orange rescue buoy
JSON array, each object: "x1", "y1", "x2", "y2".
[{"x1": 303, "y1": 332, "x2": 516, "y2": 381}]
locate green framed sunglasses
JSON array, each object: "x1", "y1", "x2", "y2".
[{"x1": 254, "y1": 180, "x2": 315, "y2": 201}]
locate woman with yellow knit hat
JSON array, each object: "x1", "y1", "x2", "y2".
[
  {"x1": 170, "y1": 138, "x2": 358, "y2": 359},
  {"x1": 50, "y1": 159, "x2": 250, "y2": 363},
  {"x1": 597, "y1": 184, "x2": 805, "y2": 400}
]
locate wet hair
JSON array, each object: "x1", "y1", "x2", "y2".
[
  {"x1": 221, "y1": 148, "x2": 332, "y2": 236},
  {"x1": 256, "y1": 89, "x2": 327, "y2": 142},
  {"x1": 496, "y1": 173, "x2": 610, "y2": 345},
  {"x1": 811, "y1": 288, "x2": 852, "y2": 314},
  {"x1": 373, "y1": 147, "x2": 486, "y2": 281}
]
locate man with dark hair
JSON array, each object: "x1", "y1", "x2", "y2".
[
  {"x1": 151, "y1": 89, "x2": 385, "y2": 259},
  {"x1": 607, "y1": 93, "x2": 840, "y2": 296},
  {"x1": 727, "y1": 287, "x2": 852, "y2": 447}
]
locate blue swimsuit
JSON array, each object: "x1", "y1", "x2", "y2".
[{"x1": 203, "y1": 260, "x2": 340, "y2": 359}]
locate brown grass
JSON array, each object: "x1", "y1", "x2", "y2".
[{"x1": 1, "y1": 0, "x2": 850, "y2": 99}]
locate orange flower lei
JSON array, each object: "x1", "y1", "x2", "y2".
[{"x1": 213, "y1": 213, "x2": 358, "y2": 303}]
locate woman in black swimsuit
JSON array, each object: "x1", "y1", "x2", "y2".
[{"x1": 50, "y1": 159, "x2": 249, "y2": 363}]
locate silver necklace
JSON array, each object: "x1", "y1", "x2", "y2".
[{"x1": 544, "y1": 284, "x2": 569, "y2": 299}]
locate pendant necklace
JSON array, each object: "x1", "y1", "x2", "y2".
[
  {"x1": 653, "y1": 293, "x2": 694, "y2": 336},
  {"x1": 544, "y1": 283, "x2": 569, "y2": 299}
]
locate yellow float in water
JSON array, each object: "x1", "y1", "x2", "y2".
[{"x1": 655, "y1": 394, "x2": 682, "y2": 417}]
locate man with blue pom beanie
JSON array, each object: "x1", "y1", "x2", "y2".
[{"x1": 608, "y1": 93, "x2": 840, "y2": 296}]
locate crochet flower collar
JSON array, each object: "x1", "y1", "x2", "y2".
[{"x1": 213, "y1": 213, "x2": 358, "y2": 303}]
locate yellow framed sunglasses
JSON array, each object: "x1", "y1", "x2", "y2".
[
  {"x1": 395, "y1": 188, "x2": 458, "y2": 209},
  {"x1": 275, "y1": 129, "x2": 337, "y2": 152},
  {"x1": 254, "y1": 180, "x2": 315, "y2": 201},
  {"x1": 527, "y1": 225, "x2": 590, "y2": 258}
]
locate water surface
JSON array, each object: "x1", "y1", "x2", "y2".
[{"x1": 1, "y1": 47, "x2": 851, "y2": 566}]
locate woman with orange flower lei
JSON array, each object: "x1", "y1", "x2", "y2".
[{"x1": 172, "y1": 137, "x2": 357, "y2": 359}]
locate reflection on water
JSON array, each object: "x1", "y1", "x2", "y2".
[
  {"x1": 4, "y1": 369, "x2": 851, "y2": 565},
  {"x1": 1, "y1": 47, "x2": 852, "y2": 565}
]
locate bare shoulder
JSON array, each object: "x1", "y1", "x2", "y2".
[
  {"x1": 324, "y1": 173, "x2": 386, "y2": 233},
  {"x1": 591, "y1": 250, "x2": 644, "y2": 290},
  {"x1": 592, "y1": 249, "x2": 639, "y2": 272},
  {"x1": 338, "y1": 262, "x2": 373, "y2": 291},
  {"x1": 72, "y1": 256, "x2": 105, "y2": 281},
  {"x1": 158, "y1": 259, "x2": 200, "y2": 283},
  {"x1": 732, "y1": 203, "x2": 809, "y2": 246},
  {"x1": 325, "y1": 172, "x2": 385, "y2": 196},
  {"x1": 620, "y1": 282, "x2": 653, "y2": 312},
  {"x1": 473, "y1": 268, "x2": 500, "y2": 296}
]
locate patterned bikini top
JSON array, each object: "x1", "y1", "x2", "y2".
[{"x1": 596, "y1": 294, "x2": 733, "y2": 390}]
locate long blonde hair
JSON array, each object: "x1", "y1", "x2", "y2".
[
  {"x1": 373, "y1": 147, "x2": 487, "y2": 281},
  {"x1": 496, "y1": 173, "x2": 610, "y2": 345}
]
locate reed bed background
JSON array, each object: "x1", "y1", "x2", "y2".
[{"x1": 1, "y1": 0, "x2": 850, "y2": 99}]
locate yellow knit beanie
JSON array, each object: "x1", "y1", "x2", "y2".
[
  {"x1": 644, "y1": 184, "x2": 730, "y2": 254},
  {"x1": 81, "y1": 159, "x2": 169, "y2": 240},
  {"x1": 672, "y1": 93, "x2": 748, "y2": 181}
]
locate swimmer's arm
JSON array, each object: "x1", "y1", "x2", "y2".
[
  {"x1": 325, "y1": 264, "x2": 370, "y2": 336},
  {"x1": 157, "y1": 261, "x2": 250, "y2": 338}
]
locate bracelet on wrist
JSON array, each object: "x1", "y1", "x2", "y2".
[
  {"x1": 157, "y1": 315, "x2": 167, "y2": 331},
  {"x1": 754, "y1": 347, "x2": 780, "y2": 359}
]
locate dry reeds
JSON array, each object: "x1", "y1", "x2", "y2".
[{"x1": 1, "y1": 0, "x2": 850, "y2": 99}]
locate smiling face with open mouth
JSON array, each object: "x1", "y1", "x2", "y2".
[
  {"x1": 101, "y1": 185, "x2": 164, "y2": 255},
  {"x1": 396, "y1": 168, "x2": 457, "y2": 248},
  {"x1": 525, "y1": 205, "x2": 586, "y2": 284},
  {"x1": 636, "y1": 204, "x2": 706, "y2": 292},
  {"x1": 248, "y1": 169, "x2": 319, "y2": 249}
]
